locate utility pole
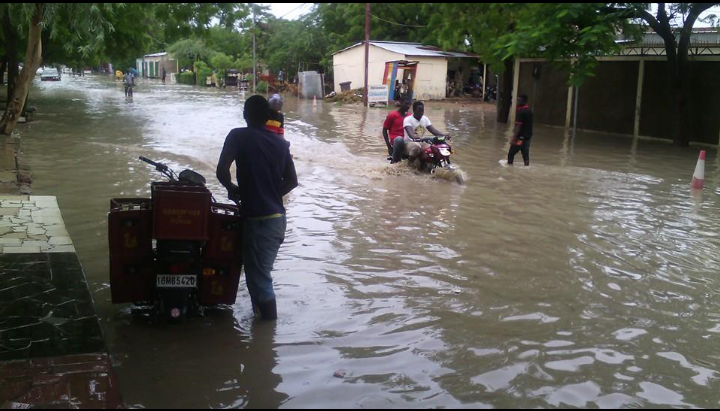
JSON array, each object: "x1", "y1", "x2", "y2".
[
  {"x1": 363, "y1": 3, "x2": 370, "y2": 105},
  {"x1": 252, "y1": 4, "x2": 257, "y2": 94}
]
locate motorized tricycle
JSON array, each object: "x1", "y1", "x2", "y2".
[{"x1": 108, "y1": 156, "x2": 243, "y2": 320}]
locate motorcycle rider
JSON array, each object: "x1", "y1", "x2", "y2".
[
  {"x1": 401, "y1": 101, "x2": 449, "y2": 166},
  {"x1": 216, "y1": 95, "x2": 298, "y2": 320},
  {"x1": 383, "y1": 97, "x2": 411, "y2": 163}
]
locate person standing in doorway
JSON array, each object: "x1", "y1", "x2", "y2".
[
  {"x1": 216, "y1": 95, "x2": 298, "y2": 321},
  {"x1": 507, "y1": 94, "x2": 534, "y2": 166}
]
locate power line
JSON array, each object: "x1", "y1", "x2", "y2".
[
  {"x1": 369, "y1": 13, "x2": 427, "y2": 28},
  {"x1": 278, "y1": 3, "x2": 308, "y2": 20}
]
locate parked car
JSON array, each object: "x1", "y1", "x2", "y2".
[{"x1": 41, "y1": 68, "x2": 61, "y2": 81}]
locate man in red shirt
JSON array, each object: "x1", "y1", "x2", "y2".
[{"x1": 382, "y1": 97, "x2": 412, "y2": 164}]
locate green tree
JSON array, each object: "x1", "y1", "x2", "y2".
[
  {"x1": 484, "y1": 3, "x2": 718, "y2": 146},
  {"x1": 168, "y1": 38, "x2": 215, "y2": 69},
  {"x1": 1, "y1": 3, "x2": 119, "y2": 135},
  {"x1": 211, "y1": 51, "x2": 234, "y2": 81},
  {"x1": 429, "y1": 3, "x2": 526, "y2": 123}
]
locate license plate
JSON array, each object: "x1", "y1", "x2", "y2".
[{"x1": 156, "y1": 275, "x2": 197, "y2": 288}]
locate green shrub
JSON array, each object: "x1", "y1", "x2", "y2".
[
  {"x1": 178, "y1": 71, "x2": 195, "y2": 85},
  {"x1": 257, "y1": 80, "x2": 268, "y2": 93}
]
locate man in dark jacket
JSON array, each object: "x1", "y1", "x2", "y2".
[{"x1": 217, "y1": 95, "x2": 298, "y2": 320}]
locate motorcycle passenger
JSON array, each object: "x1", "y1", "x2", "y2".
[
  {"x1": 265, "y1": 94, "x2": 285, "y2": 137},
  {"x1": 383, "y1": 97, "x2": 411, "y2": 163},
  {"x1": 216, "y1": 95, "x2": 298, "y2": 321}
]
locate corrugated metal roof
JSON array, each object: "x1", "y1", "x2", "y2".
[
  {"x1": 144, "y1": 52, "x2": 168, "y2": 58},
  {"x1": 332, "y1": 41, "x2": 478, "y2": 58}
]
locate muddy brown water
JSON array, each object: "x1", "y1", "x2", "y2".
[{"x1": 16, "y1": 75, "x2": 720, "y2": 408}]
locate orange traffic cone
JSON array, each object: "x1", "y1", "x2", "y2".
[
  {"x1": 691, "y1": 150, "x2": 706, "y2": 190},
  {"x1": 313, "y1": 95, "x2": 317, "y2": 106}
]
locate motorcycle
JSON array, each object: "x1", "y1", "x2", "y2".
[
  {"x1": 484, "y1": 84, "x2": 497, "y2": 102},
  {"x1": 108, "y1": 156, "x2": 244, "y2": 321},
  {"x1": 389, "y1": 135, "x2": 465, "y2": 185}
]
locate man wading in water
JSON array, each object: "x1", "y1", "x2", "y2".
[{"x1": 508, "y1": 94, "x2": 533, "y2": 166}]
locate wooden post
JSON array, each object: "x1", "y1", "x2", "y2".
[
  {"x1": 363, "y1": 3, "x2": 370, "y2": 106},
  {"x1": 572, "y1": 86, "x2": 579, "y2": 140},
  {"x1": 252, "y1": 5, "x2": 256, "y2": 94},
  {"x1": 482, "y1": 63, "x2": 487, "y2": 101},
  {"x1": 509, "y1": 58, "x2": 520, "y2": 125},
  {"x1": 634, "y1": 59, "x2": 645, "y2": 137},
  {"x1": 565, "y1": 86, "x2": 574, "y2": 129}
]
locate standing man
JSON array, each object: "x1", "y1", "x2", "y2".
[
  {"x1": 162, "y1": 67, "x2": 167, "y2": 84},
  {"x1": 383, "y1": 97, "x2": 411, "y2": 163},
  {"x1": 216, "y1": 95, "x2": 298, "y2": 321},
  {"x1": 507, "y1": 94, "x2": 533, "y2": 166}
]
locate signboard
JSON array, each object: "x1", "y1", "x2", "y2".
[{"x1": 368, "y1": 85, "x2": 389, "y2": 106}]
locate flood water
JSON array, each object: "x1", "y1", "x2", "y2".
[{"x1": 16, "y1": 75, "x2": 720, "y2": 408}]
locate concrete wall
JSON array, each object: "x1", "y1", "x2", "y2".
[
  {"x1": 414, "y1": 57, "x2": 447, "y2": 100},
  {"x1": 522, "y1": 59, "x2": 720, "y2": 144},
  {"x1": 333, "y1": 45, "x2": 451, "y2": 100},
  {"x1": 333, "y1": 45, "x2": 401, "y2": 93},
  {"x1": 143, "y1": 56, "x2": 178, "y2": 78},
  {"x1": 518, "y1": 62, "x2": 571, "y2": 127},
  {"x1": 579, "y1": 61, "x2": 639, "y2": 135},
  {"x1": 640, "y1": 61, "x2": 720, "y2": 144}
]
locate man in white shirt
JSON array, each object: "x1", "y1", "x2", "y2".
[{"x1": 395, "y1": 101, "x2": 448, "y2": 167}]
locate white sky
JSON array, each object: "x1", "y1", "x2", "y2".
[
  {"x1": 262, "y1": 3, "x2": 314, "y2": 20},
  {"x1": 649, "y1": 4, "x2": 720, "y2": 27},
  {"x1": 258, "y1": 3, "x2": 720, "y2": 26}
]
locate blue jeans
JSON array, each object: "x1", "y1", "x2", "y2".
[
  {"x1": 242, "y1": 215, "x2": 287, "y2": 306},
  {"x1": 391, "y1": 136, "x2": 406, "y2": 163}
]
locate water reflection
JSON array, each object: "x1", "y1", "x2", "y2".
[{"x1": 114, "y1": 310, "x2": 287, "y2": 409}]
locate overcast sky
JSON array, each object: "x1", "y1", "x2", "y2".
[
  {"x1": 262, "y1": 3, "x2": 314, "y2": 20},
  {"x1": 259, "y1": 3, "x2": 719, "y2": 26}
]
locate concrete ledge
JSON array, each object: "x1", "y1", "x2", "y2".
[{"x1": 0, "y1": 196, "x2": 123, "y2": 408}]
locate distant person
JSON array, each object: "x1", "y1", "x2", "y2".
[
  {"x1": 216, "y1": 95, "x2": 298, "y2": 321},
  {"x1": 266, "y1": 94, "x2": 285, "y2": 138},
  {"x1": 162, "y1": 67, "x2": 166, "y2": 84},
  {"x1": 383, "y1": 97, "x2": 411, "y2": 163},
  {"x1": 507, "y1": 94, "x2": 533, "y2": 166},
  {"x1": 123, "y1": 71, "x2": 134, "y2": 97}
]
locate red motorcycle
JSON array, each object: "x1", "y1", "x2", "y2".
[
  {"x1": 397, "y1": 135, "x2": 464, "y2": 184},
  {"x1": 108, "y1": 157, "x2": 243, "y2": 320}
]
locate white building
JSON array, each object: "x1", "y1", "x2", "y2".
[
  {"x1": 140, "y1": 52, "x2": 178, "y2": 78},
  {"x1": 332, "y1": 41, "x2": 480, "y2": 100}
]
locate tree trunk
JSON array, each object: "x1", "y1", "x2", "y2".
[
  {"x1": 0, "y1": 57, "x2": 6, "y2": 87},
  {"x1": 0, "y1": 4, "x2": 44, "y2": 135},
  {"x1": 496, "y1": 58, "x2": 514, "y2": 123},
  {"x1": 3, "y1": 8, "x2": 19, "y2": 106}
]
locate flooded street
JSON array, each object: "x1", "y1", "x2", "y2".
[{"x1": 18, "y1": 75, "x2": 720, "y2": 408}]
